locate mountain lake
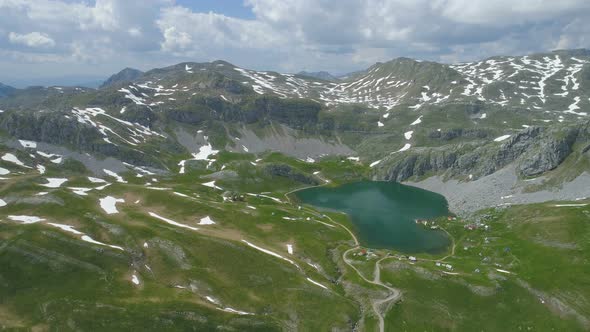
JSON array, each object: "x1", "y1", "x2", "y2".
[{"x1": 295, "y1": 181, "x2": 451, "y2": 254}]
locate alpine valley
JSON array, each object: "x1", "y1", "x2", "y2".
[{"x1": 1, "y1": 49, "x2": 589, "y2": 331}]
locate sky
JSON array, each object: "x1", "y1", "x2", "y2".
[{"x1": 0, "y1": 0, "x2": 589, "y2": 87}]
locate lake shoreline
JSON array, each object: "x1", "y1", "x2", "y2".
[{"x1": 294, "y1": 180, "x2": 452, "y2": 253}]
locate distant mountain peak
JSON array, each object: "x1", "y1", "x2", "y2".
[
  {"x1": 0, "y1": 82, "x2": 16, "y2": 97},
  {"x1": 297, "y1": 71, "x2": 338, "y2": 81},
  {"x1": 550, "y1": 48, "x2": 590, "y2": 57},
  {"x1": 100, "y1": 67, "x2": 144, "y2": 89}
]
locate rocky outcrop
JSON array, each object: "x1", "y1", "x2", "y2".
[
  {"x1": 119, "y1": 105, "x2": 157, "y2": 127},
  {"x1": 454, "y1": 126, "x2": 543, "y2": 177},
  {"x1": 0, "y1": 110, "x2": 102, "y2": 148},
  {"x1": 378, "y1": 125, "x2": 584, "y2": 182},
  {"x1": 517, "y1": 128, "x2": 578, "y2": 176},
  {"x1": 428, "y1": 128, "x2": 489, "y2": 141},
  {"x1": 382, "y1": 149, "x2": 458, "y2": 182},
  {"x1": 0, "y1": 110, "x2": 167, "y2": 167},
  {"x1": 263, "y1": 163, "x2": 320, "y2": 185}
]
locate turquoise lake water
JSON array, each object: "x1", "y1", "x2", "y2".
[{"x1": 296, "y1": 181, "x2": 451, "y2": 254}]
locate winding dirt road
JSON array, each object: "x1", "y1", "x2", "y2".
[
  {"x1": 285, "y1": 181, "x2": 401, "y2": 332},
  {"x1": 343, "y1": 248, "x2": 402, "y2": 332}
]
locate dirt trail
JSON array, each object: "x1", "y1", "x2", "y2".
[
  {"x1": 342, "y1": 249, "x2": 402, "y2": 332},
  {"x1": 285, "y1": 179, "x2": 401, "y2": 332}
]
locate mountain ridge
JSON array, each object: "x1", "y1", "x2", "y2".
[
  {"x1": 296, "y1": 71, "x2": 339, "y2": 81},
  {"x1": 0, "y1": 48, "x2": 589, "y2": 197},
  {"x1": 100, "y1": 67, "x2": 144, "y2": 89},
  {"x1": 0, "y1": 82, "x2": 16, "y2": 97}
]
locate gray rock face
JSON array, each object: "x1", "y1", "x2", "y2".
[
  {"x1": 167, "y1": 109, "x2": 208, "y2": 125},
  {"x1": 379, "y1": 125, "x2": 586, "y2": 182},
  {"x1": 493, "y1": 126, "x2": 543, "y2": 168},
  {"x1": 428, "y1": 128, "x2": 489, "y2": 141},
  {"x1": 0, "y1": 110, "x2": 103, "y2": 148},
  {"x1": 226, "y1": 124, "x2": 355, "y2": 159},
  {"x1": 517, "y1": 129, "x2": 578, "y2": 176},
  {"x1": 381, "y1": 150, "x2": 458, "y2": 182},
  {"x1": 453, "y1": 126, "x2": 544, "y2": 177},
  {"x1": 0, "y1": 110, "x2": 167, "y2": 167},
  {"x1": 264, "y1": 163, "x2": 320, "y2": 185}
]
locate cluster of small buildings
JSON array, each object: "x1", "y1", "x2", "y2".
[
  {"x1": 464, "y1": 223, "x2": 490, "y2": 231},
  {"x1": 435, "y1": 261, "x2": 453, "y2": 271},
  {"x1": 415, "y1": 219, "x2": 440, "y2": 229},
  {"x1": 356, "y1": 248, "x2": 378, "y2": 259}
]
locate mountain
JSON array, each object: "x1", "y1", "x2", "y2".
[
  {"x1": 0, "y1": 82, "x2": 16, "y2": 97},
  {"x1": 1, "y1": 50, "x2": 589, "y2": 330},
  {"x1": 337, "y1": 68, "x2": 368, "y2": 80},
  {"x1": 1, "y1": 51, "x2": 589, "y2": 203},
  {"x1": 100, "y1": 67, "x2": 144, "y2": 88},
  {"x1": 3, "y1": 75, "x2": 105, "y2": 89},
  {"x1": 297, "y1": 70, "x2": 338, "y2": 81}
]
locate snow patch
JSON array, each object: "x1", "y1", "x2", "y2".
[
  {"x1": 206, "y1": 296, "x2": 221, "y2": 305},
  {"x1": 198, "y1": 216, "x2": 215, "y2": 225},
  {"x1": 103, "y1": 169, "x2": 127, "y2": 183},
  {"x1": 148, "y1": 212, "x2": 199, "y2": 231},
  {"x1": 81, "y1": 235, "x2": 124, "y2": 251},
  {"x1": 2, "y1": 153, "x2": 30, "y2": 168},
  {"x1": 194, "y1": 143, "x2": 219, "y2": 160},
  {"x1": 40, "y1": 178, "x2": 68, "y2": 188},
  {"x1": 202, "y1": 180, "x2": 222, "y2": 190},
  {"x1": 131, "y1": 274, "x2": 140, "y2": 285},
  {"x1": 410, "y1": 116, "x2": 423, "y2": 126},
  {"x1": 306, "y1": 277, "x2": 328, "y2": 290},
  {"x1": 494, "y1": 135, "x2": 511, "y2": 142},
  {"x1": 47, "y1": 223, "x2": 83, "y2": 235},
  {"x1": 397, "y1": 143, "x2": 411, "y2": 152},
  {"x1": 241, "y1": 240, "x2": 297, "y2": 266},
  {"x1": 99, "y1": 196, "x2": 125, "y2": 214},
  {"x1": 496, "y1": 268, "x2": 512, "y2": 274},
  {"x1": 88, "y1": 177, "x2": 107, "y2": 183},
  {"x1": 69, "y1": 187, "x2": 92, "y2": 196},
  {"x1": 8, "y1": 215, "x2": 45, "y2": 224},
  {"x1": 19, "y1": 140, "x2": 37, "y2": 148},
  {"x1": 369, "y1": 160, "x2": 382, "y2": 168},
  {"x1": 220, "y1": 307, "x2": 254, "y2": 316}
]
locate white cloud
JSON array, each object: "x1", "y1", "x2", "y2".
[
  {"x1": 435, "y1": 0, "x2": 590, "y2": 25},
  {"x1": 160, "y1": 26, "x2": 192, "y2": 52},
  {"x1": 8, "y1": 31, "x2": 55, "y2": 48},
  {"x1": 0, "y1": 0, "x2": 589, "y2": 81},
  {"x1": 157, "y1": 7, "x2": 280, "y2": 51}
]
